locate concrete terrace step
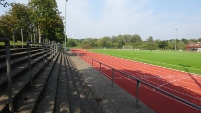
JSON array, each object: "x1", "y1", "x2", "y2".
[
  {"x1": 0, "y1": 47, "x2": 42, "y2": 56},
  {"x1": 0, "y1": 48, "x2": 43, "y2": 62},
  {"x1": 0, "y1": 52, "x2": 50, "y2": 87},
  {"x1": 0, "y1": 52, "x2": 52, "y2": 112},
  {"x1": 6, "y1": 50, "x2": 103, "y2": 113},
  {"x1": 0, "y1": 50, "x2": 49, "y2": 72},
  {"x1": 1, "y1": 48, "x2": 154, "y2": 113},
  {"x1": 54, "y1": 52, "x2": 70, "y2": 112},
  {"x1": 35, "y1": 51, "x2": 61, "y2": 112},
  {"x1": 13, "y1": 52, "x2": 60, "y2": 112},
  {"x1": 0, "y1": 48, "x2": 27, "y2": 55}
]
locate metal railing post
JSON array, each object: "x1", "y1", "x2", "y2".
[
  {"x1": 55, "y1": 44, "x2": 56, "y2": 56},
  {"x1": 5, "y1": 39, "x2": 14, "y2": 112},
  {"x1": 99, "y1": 62, "x2": 102, "y2": 72},
  {"x1": 54, "y1": 44, "x2": 56, "y2": 57},
  {"x1": 52, "y1": 44, "x2": 54, "y2": 58},
  {"x1": 56, "y1": 45, "x2": 59, "y2": 53},
  {"x1": 56, "y1": 44, "x2": 57, "y2": 53},
  {"x1": 136, "y1": 80, "x2": 140, "y2": 107},
  {"x1": 92, "y1": 59, "x2": 93, "y2": 67},
  {"x1": 112, "y1": 68, "x2": 114, "y2": 87},
  {"x1": 50, "y1": 45, "x2": 51, "y2": 58},
  {"x1": 27, "y1": 42, "x2": 44, "y2": 84},
  {"x1": 44, "y1": 45, "x2": 47, "y2": 59},
  {"x1": 52, "y1": 44, "x2": 54, "y2": 57},
  {"x1": 27, "y1": 42, "x2": 32, "y2": 85},
  {"x1": 51, "y1": 44, "x2": 53, "y2": 59},
  {"x1": 42, "y1": 45, "x2": 44, "y2": 69},
  {"x1": 0, "y1": 38, "x2": 14, "y2": 112}
]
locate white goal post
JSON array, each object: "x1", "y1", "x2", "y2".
[{"x1": 123, "y1": 45, "x2": 133, "y2": 50}]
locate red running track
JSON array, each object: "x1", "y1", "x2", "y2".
[{"x1": 72, "y1": 49, "x2": 201, "y2": 113}]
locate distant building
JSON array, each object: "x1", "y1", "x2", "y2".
[{"x1": 185, "y1": 42, "x2": 201, "y2": 52}]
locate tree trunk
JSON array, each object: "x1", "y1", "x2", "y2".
[{"x1": 38, "y1": 26, "x2": 41, "y2": 43}]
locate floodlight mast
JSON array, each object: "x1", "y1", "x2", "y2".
[
  {"x1": 65, "y1": 0, "x2": 68, "y2": 48},
  {"x1": 175, "y1": 29, "x2": 177, "y2": 51}
]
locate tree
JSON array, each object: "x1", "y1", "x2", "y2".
[
  {"x1": 111, "y1": 36, "x2": 118, "y2": 43},
  {"x1": 97, "y1": 38, "x2": 103, "y2": 47},
  {"x1": 1, "y1": 0, "x2": 63, "y2": 44},
  {"x1": 146, "y1": 36, "x2": 155, "y2": 50},
  {"x1": 188, "y1": 39, "x2": 198, "y2": 43},
  {"x1": 177, "y1": 40, "x2": 185, "y2": 50},
  {"x1": 66, "y1": 39, "x2": 76, "y2": 47},
  {"x1": 0, "y1": 15, "x2": 14, "y2": 38},
  {"x1": 131, "y1": 34, "x2": 142, "y2": 49},
  {"x1": 131, "y1": 34, "x2": 142, "y2": 43},
  {"x1": 0, "y1": 3, "x2": 32, "y2": 41},
  {"x1": 158, "y1": 41, "x2": 168, "y2": 50},
  {"x1": 102, "y1": 36, "x2": 110, "y2": 47},
  {"x1": 167, "y1": 39, "x2": 175, "y2": 50},
  {"x1": 198, "y1": 38, "x2": 201, "y2": 42},
  {"x1": 117, "y1": 34, "x2": 125, "y2": 47},
  {"x1": 181, "y1": 38, "x2": 188, "y2": 44},
  {"x1": 28, "y1": 0, "x2": 64, "y2": 43},
  {"x1": 0, "y1": 0, "x2": 9, "y2": 7},
  {"x1": 124, "y1": 34, "x2": 132, "y2": 43}
]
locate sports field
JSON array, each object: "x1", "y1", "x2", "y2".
[
  {"x1": 72, "y1": 49, "x2": 201, "y2": 113},
  {"x1": 91, "y1": 49, "x2": 201, "y2": 75}
]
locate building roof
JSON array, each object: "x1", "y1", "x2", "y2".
[{"x1": 185, "y1": 42, "x2": 201, "y2": 48}]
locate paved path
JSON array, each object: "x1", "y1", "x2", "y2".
[{"x1": 69, "y1": 52, "x2": 155, "y2": 113}]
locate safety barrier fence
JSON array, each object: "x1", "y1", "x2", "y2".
[
  {"x1": 0, "y1": 39, "x2": 59, "y2": 112},
  {"x1": 27, "y1": 42, "x2": 59, "y2": 86},
  {"x1": 27, "y1": 42, "x2": 45, "y2": 86},
  {"x1": 0, "y1": 38, "x2": 13, "y2": 112},
  {"x1": 76, "y1": 53, "x2": 201, "y2": 111}
]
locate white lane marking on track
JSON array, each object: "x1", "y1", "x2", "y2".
[
  {"x1": 161, "y1": 85, "x2": 201, "y2": 99},
  {"x1": 130, "y1": 76, "x2": 201, "y2": 99},
  {"x1": 105, "y1": 56, "x2": 201, "y2": 89},
  {"x1": 116, "y1": 54, "x2": 201, "y2": 73},
  {"x1": 120, "y1": 77, "x2": 201, "y2": 102},
  {"x1": 157, "y1": 76, "x2": 191, "y2": 88},
  {"x1": 81, "y1": 51, "x2": 201, "y2": 101}
]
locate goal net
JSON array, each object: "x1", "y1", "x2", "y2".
[{"x1": 123, "y1": 45, "x2": 133, "y2": 50}]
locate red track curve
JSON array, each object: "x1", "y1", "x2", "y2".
[{"x1": 72, "y1": 49, "x2": 201, "y2": 113}]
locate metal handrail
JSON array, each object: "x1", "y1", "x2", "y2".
[
  {"x1": 77, "y1": 53, "x2": 201, "y2": 111},
  {"x1": 27, "y1": 42, "x2": 59, "y2": 85},
  {"x1": 0, "y1": 38, "x2": 14, "y2": 112},
  {"x1": 27, "y1": 42, "x2": 45, "y2": 86}
]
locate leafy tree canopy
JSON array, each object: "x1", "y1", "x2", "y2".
[{"x1": 0, "y1": 0, "x2": 64, "y2": 43}]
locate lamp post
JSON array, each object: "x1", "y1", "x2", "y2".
[
  {"x1": 175, "y1": 29, "x2": 177, "y2": 51},
  {"x1": 65, "y1": 0, "x2": 68, "y2": 48}
]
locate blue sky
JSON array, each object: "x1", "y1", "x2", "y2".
[{"x1": 1, "y1": 0, "x2": 201, "y2": 40}]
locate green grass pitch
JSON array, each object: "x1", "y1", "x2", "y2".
[{"x1": 90, "y1": 49, "x2": 201, "y2": 75}]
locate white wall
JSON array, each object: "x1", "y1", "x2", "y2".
[{"x1": 197, "y1": 48, "x2": 201, "y2": 52}]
